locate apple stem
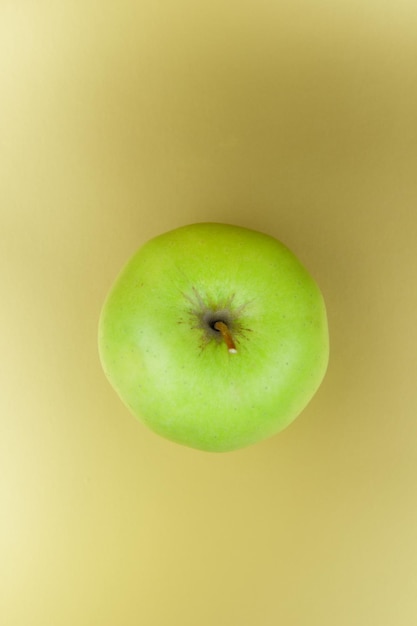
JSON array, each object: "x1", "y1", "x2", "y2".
[{"x1": 213, "y1": 321, "x2": 237, "y2": 354}]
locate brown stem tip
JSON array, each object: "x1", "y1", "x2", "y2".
[{"x1": 213, "y1": 321, "x2": 237, "y2": 354}]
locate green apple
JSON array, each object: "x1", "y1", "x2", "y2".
[{"x1": 98, "y1": 223, "x2": 329, "y2": 452}]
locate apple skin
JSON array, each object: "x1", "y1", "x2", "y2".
[{"x1": 98, "y1": 223, "x2": 329, "y2": 452}]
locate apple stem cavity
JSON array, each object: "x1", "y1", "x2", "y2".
[{"x1": 213, "y1": 321, "x2": 238, "y2": 354}]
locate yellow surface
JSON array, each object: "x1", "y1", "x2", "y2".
[{"x1": 1, "y1": 2, "x2": 417, "y2": 624}]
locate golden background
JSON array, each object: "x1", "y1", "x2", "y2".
[{"x1": 1, "y1": 1, "x2": 417, "y2": 624}]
